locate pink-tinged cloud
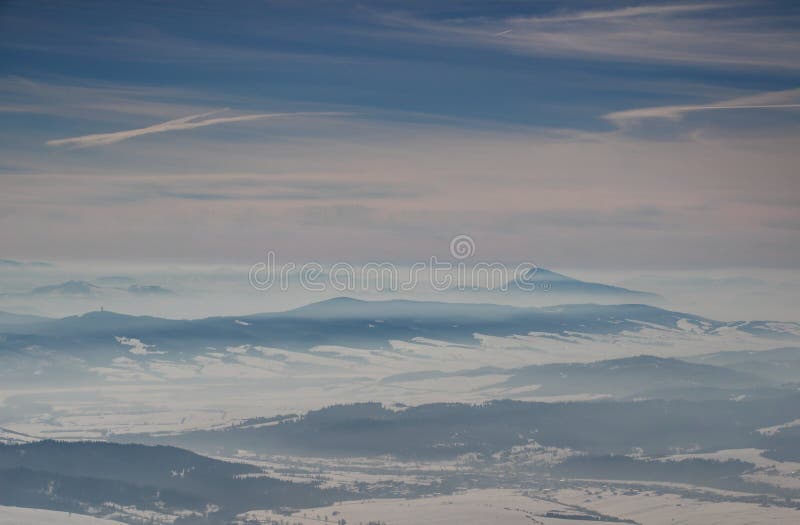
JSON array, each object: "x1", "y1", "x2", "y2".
[{"x1": 604, "y1": 88, "x2": 800, "y2": 124}]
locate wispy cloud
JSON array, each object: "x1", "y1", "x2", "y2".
[
  {"x1": 604, "y1": 88, "x2": 800, "y2": 124},
  {"x1": 47, "y1": 109, "x2": 349, "y2": 148},
  {"x1": 516, "y1": 3, "x2": 729, "y2": 23},
  {"x1": 382, "y1": 2, "x2": 800, "y2": 69}
]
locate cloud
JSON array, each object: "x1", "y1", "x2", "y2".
[
  {"x1": 516, "y1": 3, "x2": 729, "y2": 23},
  {"x1": 302, "y1": 204, "x2": 382, "y2": 228},
  {"x1": 383, "y1": 2, "x2": 800, "y2": 69},
  {"x1": 604, "y1": 88, "x2": 800, "y2": 125},
  {"x1": 159, "y1": 179, "x2": 411, "y2": 202},
  {"x1": 5, "y1": 106, "x2": 800, "y2": 269},
  {"x1": 46, "y1": 109, "x2": 349, "y2": 148},
  {"x1": 115, "y1": 336, "x2": 164, "y2": 356}
]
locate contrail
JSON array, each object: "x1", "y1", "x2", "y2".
[{"x1": 47, "y1": 109, "x2": 350, "y2": 148}]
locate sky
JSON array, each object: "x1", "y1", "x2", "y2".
[{"x1": 1, "y1": 0, "x2": 799, "y2": 270}]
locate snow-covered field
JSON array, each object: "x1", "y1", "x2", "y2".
[
  {"x1": 2, "y1": 319, "x2": 794, "y2": 439},
  {"x1": 0, "y1": 506, "x2": 126, "y2": 525},
  {"x1": 237, "y1": 486, "x2": 800, "y2": 525},
  {"x1": 237, "y1": 489, "x2": 602, "y2": 525},
  {"x1": 552, "y1": 486, "x2": 800, "y2": 525},
  {"x1": 227, "y1": 452, "x2": 449, "y2": 490}
]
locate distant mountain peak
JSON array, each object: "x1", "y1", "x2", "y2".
[
  {"x1": 0, "y1": 258, "x2": 52, "y2": 268},
  {"x1": 522, "y1": 267, "x2": 574, "y2": 282},
  {"x1": 31, "y1": 280, "x2": 100, "y2": 296},
  {"x1": 127, "y1": 284, "x2": 174, "y2": 296},
  {"x1": 514, "y1": 267, "x2": 660, "y2": 299}
]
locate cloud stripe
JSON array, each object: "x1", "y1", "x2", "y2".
[
  {"x1": 604, "y1": 88, "x2": 800, "y2": 124},
  {"x1": 385, "y1": 3, "x2": 800, "y2": 70},
  {"x1": 47, "y1": 109, "x2": 349, "y2": 148},
  {"x1": 516, "y1": 3, "x2": 729, "y2": 23}
]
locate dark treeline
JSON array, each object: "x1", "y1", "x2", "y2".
[
  {"x1": 136, "y1": 394, "x2": 800, "y2": 460},
  {"x1": 0, "y1": 441, "x2": 350, "y2": 524}
]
